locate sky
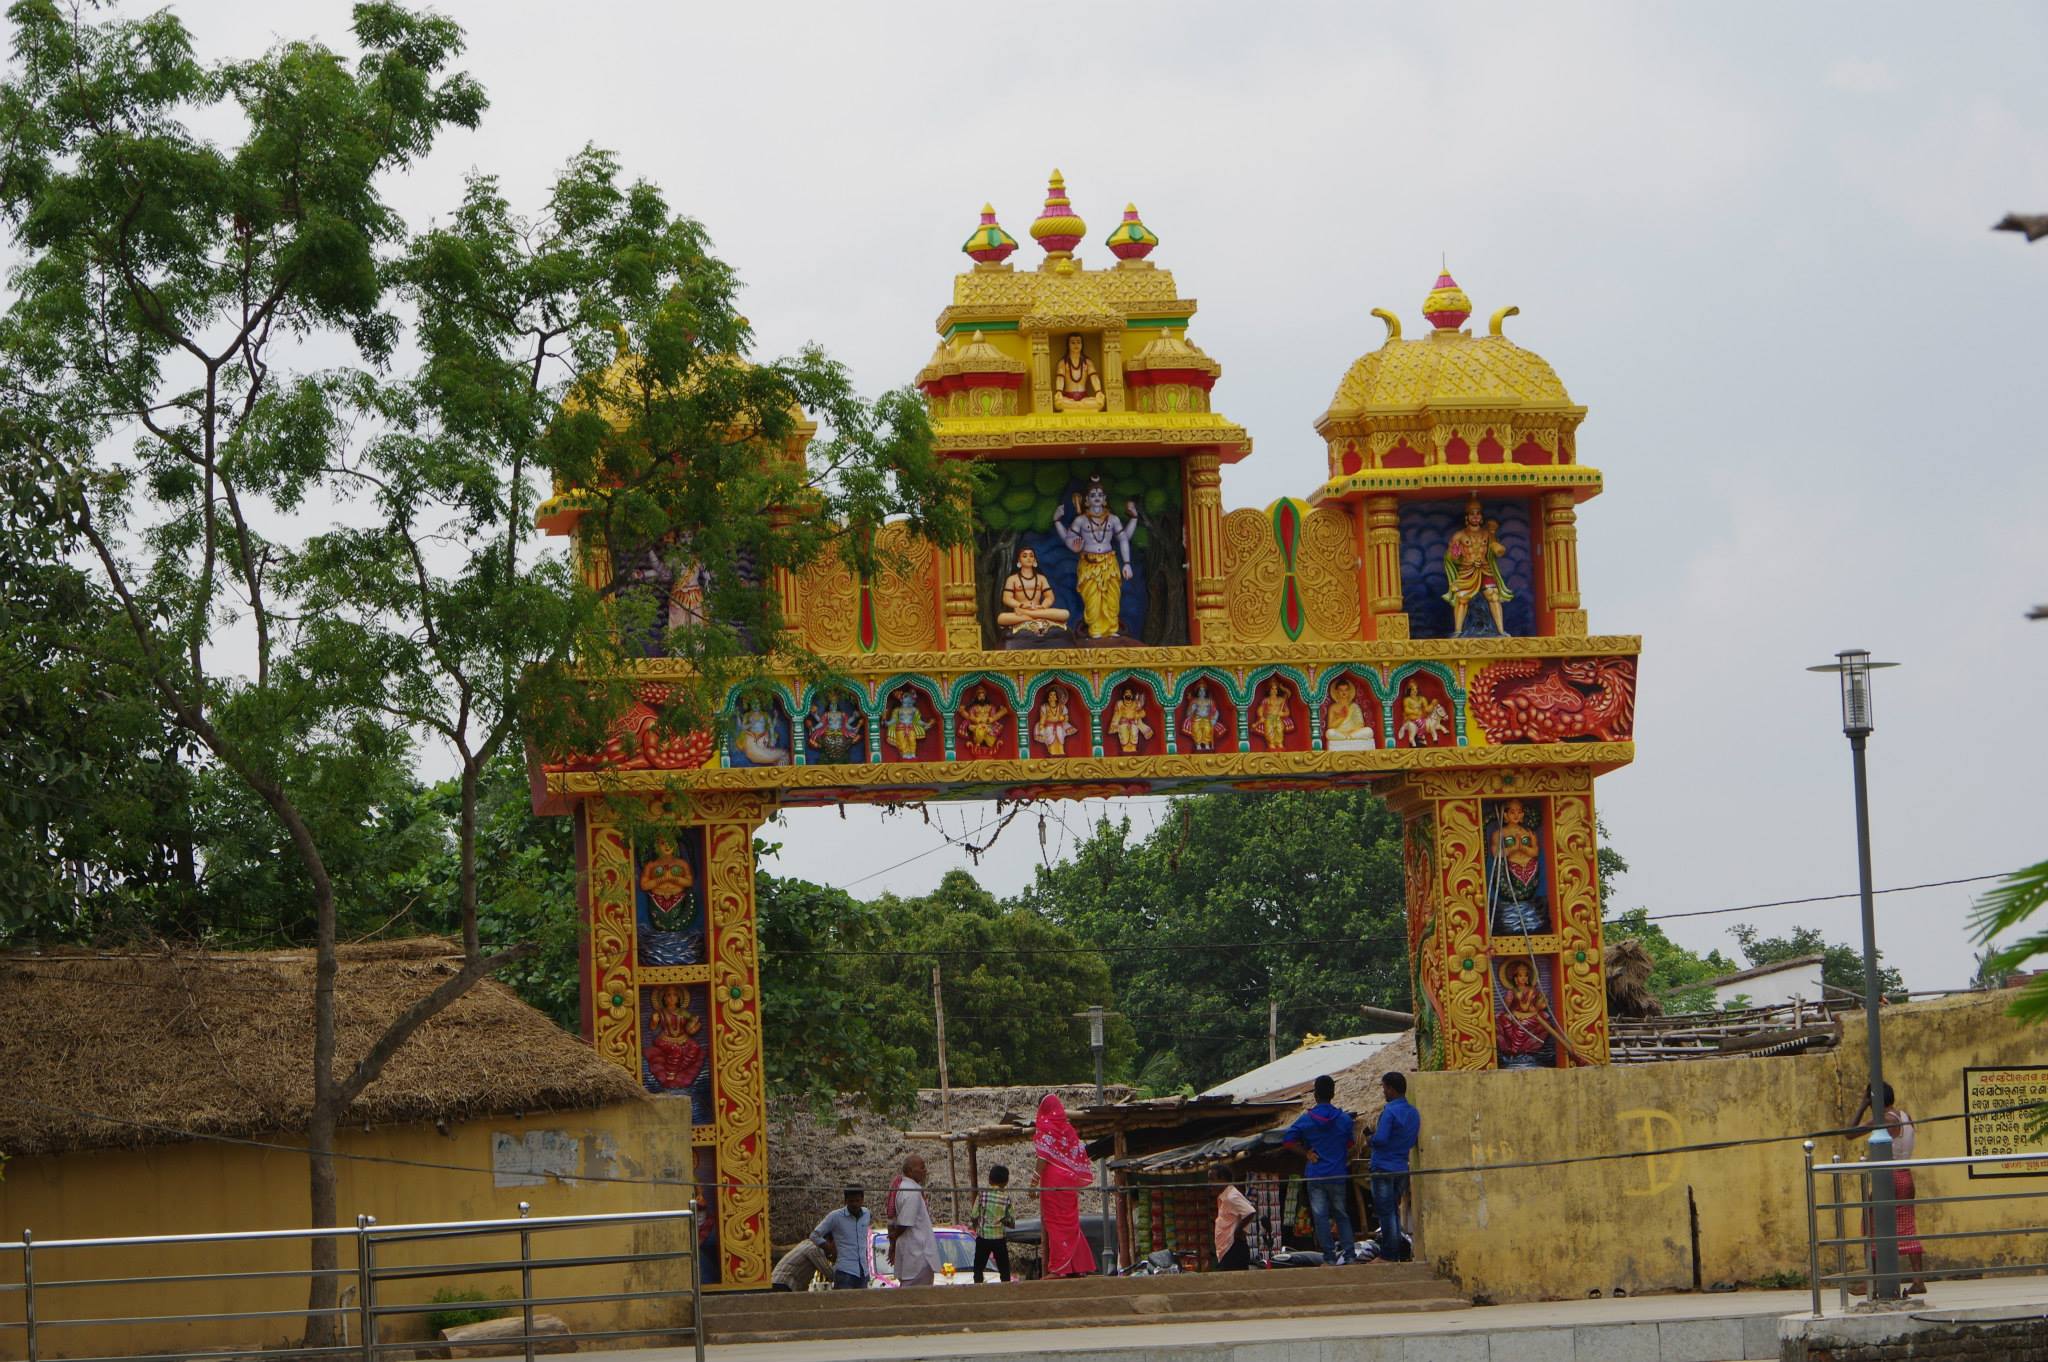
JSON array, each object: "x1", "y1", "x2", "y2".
[{"x1": 148, "y1": 1, "x2": 2048, "y2": 994}]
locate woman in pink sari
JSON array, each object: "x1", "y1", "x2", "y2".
[{"x1": 1033, "y1": 1092, "x2": 1097, "y2": 1278}]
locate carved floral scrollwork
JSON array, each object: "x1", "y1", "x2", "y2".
[
  {"x1": 1221, "y1": 507, "x2": 1283, "y2": 642},
  {"x1": 1297, "y1": 506, "x2": 1362, "y2": 640},
  {"x1": 1550, "y1": 792, "x2": 1610, "y2": 1064},
  {"x1": 1433, "y1": 795, "x2": 1494, "y2": 1071},
  {"x1": 872, "y1": 522, "x2": 941, "y2": 652},
  {"x1": 706, "y1": 821, "x2": 770, "y2": 1288},
  {"x1": 585, "y1": 815, "x2": 638, "y2": 1070},
  {"x1": 797, "y1": 553, "x2": 859, "y2": 654}
]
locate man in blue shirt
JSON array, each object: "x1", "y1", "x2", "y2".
[
  {"x1": 1282, "y1": 1075, "x2": 1357, "y2": 1265},
  {"x1": 1368, "y1": 1072, "x2": 1421, "y2": 1262},
  {"x1": 810, "y1": 1186, "x2": 873, "y2": 1289}
]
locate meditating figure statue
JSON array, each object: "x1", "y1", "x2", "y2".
[
  {"x1": 1322, "y1": 678, "x2": 1377, "y2": 751},
  {"x1": 997, "y1": 547, "x2": 1071, "y2": 641},
  {"x1": 1051, "y1": 333, "x2": 1105, "y2": 412}
]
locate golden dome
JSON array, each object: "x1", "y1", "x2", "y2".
[{"x1": 1319, "y1": 304, "x2": 1572, "y2": 426}]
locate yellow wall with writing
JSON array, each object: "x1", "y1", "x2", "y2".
[
  {"x1": 1410, "y1": 991, "x2": 2045, "y2": 1301},
  {"x1": 0, "y1": 1099, "x2": 694, "y2": 1359}
]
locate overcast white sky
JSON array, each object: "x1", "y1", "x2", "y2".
[{"x1": 161, "y1": 1, "x2": 2048, "y2": 995}]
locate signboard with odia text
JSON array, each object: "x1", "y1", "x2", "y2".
[{"x1": 1963, "y1": 1066, "x2": 2048, "y2": 1178}]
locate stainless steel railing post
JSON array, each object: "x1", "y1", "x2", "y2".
[
  {"x1": 688, "y1": 1203, "x2": 705, "y2": 1362},
  {"x1": 1843, "y1": 1155, "x2": 1859, "y2": 1310},
  {"x1": 355, "y1": 1215, "x2": 376, "y2": 1362},
  {"x1": 518, "y1": 1201, "x2": 535, "y2": 1362},
  {"x1": 1802, "y1": 1141, "x2": 1821, "y2": 1317},
  {"x1": 21, "y1": 1229, "x2": 35, "y2": 1362}
]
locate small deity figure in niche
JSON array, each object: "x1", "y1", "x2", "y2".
[
  {"x1": 1183, "y1": 683, "x2": 1223, "y2": 752},
  {"x1": 639, "y1": 835, "x2": 695, "y2": 918},
  {"x1": 885, "y1": 687, "x2": 931, "y2": 760},
  {"x1": 668, "y1": 560, "x2": 709, "y2": 633},
  {"x1": 1488, "y1": 798, "x2": 1546, "y2": 935},
  {"x1": 733, "y1": 701, "x2": 790, "y2": 766},
  {"x1": 1494, "y1": 960, "x2": 1556, "y2": 1071},
  {"x1": 1033, "y1": 688, "x2": 1079, "y2": 756},
  {"x1": 805, "y1": 693, "x2": 864, "y2": 764},
  {"x1": 1322, "y1": 678, "x2": 1377, "y2": 751},
  {"x1": 959, "y1": 687, "x2": 1010, "y2": 759},
  {"x1": 1053, "y1": 479, "x2": 1139, "y2": 639},
  {"x1": 1443, "y1": 495, "x2": 1514, "y2": 636},
  {"x1": 645, "y1": 985, "x2": 707, "y2": 1091},
  {"x1": 1052, "y1": 333, "x2": 1106, "y2": 412},
  {"x1": 1396, "y1": 680, "x2": 1451, "y2": 747},
  {"x1": 1253, "y1": 681, "x2": 1296, "y2": 750},
  {"x1": 1108, "y1": 686, "x2": 1153, "y2": 753},
  {"x1": 997, "y1": 547, "x2": 1071, "y2": 643}
]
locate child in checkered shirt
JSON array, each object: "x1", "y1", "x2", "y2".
[{"x1": 970, "y1": 1164, "x2": 1017, "y2": 1282}]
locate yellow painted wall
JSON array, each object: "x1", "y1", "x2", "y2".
[
  {"x1": 0, "y1": 1099, "x2": 694, "y2": 1359},
  {"x1": 1410, "y1": 992, "x2": 2048, "y2": 1301}
]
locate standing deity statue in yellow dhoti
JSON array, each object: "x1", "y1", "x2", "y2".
[
  {"x1": 885, "y1": 688, "x2": 931, "y2": 759},
  {"x1": 1253, "y1": 682, "x2": 1295, "y2": 750},
  {"x1": 1108, "y1": 686, "x2": 1153, "y2": 753},
  {"x1": 1053, "y1": 478, "x2": 1139, "y2": 639},
  {"x1": 1443, "y1": 495, "x2": 1513, "y2": 636},
  {"x1": 1183, "y1": 683, "x2": 1222, "y2": 752}
]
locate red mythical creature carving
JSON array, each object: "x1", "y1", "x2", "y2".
[
  {"x1": 546, "y1": 682, "x2": 716, "y2": 771},
  {"x1": 1468, "y1": 657, "x2": 1636, "y2": 744}
]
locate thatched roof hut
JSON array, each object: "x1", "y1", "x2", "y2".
[
  {"x1": 0, "y1": 939, "x2": 644, "y2": 1157},
  {"x1": 1604, "y1": 937, "x2": 1664, "y2": 1019}
]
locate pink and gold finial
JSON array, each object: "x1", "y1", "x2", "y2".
[
  {"x1": 962, "y1": 203, "x2": 1018, "y2": 265},
  {"x1": 1106, "y1": 202, "x2": 1158, "y2": 261},
  {"x1": 1030, "y1": 169, "x2": 1087, "y2": 259},
  {"x1": 1423, "y1": 266, "x2": 1472, "y2": 331}
]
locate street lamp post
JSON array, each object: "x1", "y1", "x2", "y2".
[
  {"x1": 1085, "y1": 1004, "x2": 1114, "y2": 1275},
  {"x1": 1807, "y1": 648, "x2": 1901, "y2": 1301}
]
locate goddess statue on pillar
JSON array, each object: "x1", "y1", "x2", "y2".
[
  {"x1": 645, "y1": 985, "x2": 707, "y2": 1091},
  {"x1": 1443, "y1": 496, "x2": 1513, "y2": 636},
  {"x1": 1053, "y1": 479, "x2": 1138, "y2": 639}
]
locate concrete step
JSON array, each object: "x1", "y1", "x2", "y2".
[
  {"x1": 706, "y1": 1261, "x2": 1445, "y2": 1318},
  {"x1": 701, "y1": 1264, "x2": 1465, "y2": 1345},
  {"x1": 708, "y1": 1293, "x2": 1475, "y2": 1346}
]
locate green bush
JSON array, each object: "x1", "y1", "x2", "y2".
[{"x1": 425, "y1": 1287, "x2": 511, "y2": 1334}]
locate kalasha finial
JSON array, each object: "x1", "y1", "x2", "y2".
[
  {"x1": 1423, "y1": 266, "x2": 1472, "y2": 331},
  {"x1": 1106, "y1": 203, "x2": 1158, "y2": 261},
  {"x1": 962, "y1": 203, "x2": 1018, "y2": 265},
  {"x1": 1031, "y1": 169, "x2": 1087, "y2": 261}
]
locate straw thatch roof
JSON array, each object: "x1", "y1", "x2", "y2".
[{"x1": 0, "y1": 939, "x2": 645, "y2": 1158}]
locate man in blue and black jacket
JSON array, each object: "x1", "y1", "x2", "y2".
[{"x1": 1282, "y1": 1074, "x2": 1357, "y2": 1265}]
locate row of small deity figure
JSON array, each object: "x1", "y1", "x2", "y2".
[{"x1": 730, "y1": 675, "x2": 1454, "y2": 765}]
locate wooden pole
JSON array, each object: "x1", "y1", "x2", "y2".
[
  {"x1": 1268, "y1": 999, "x2": 1278, "y2": 1064},
  {"x1": 933, "y1": 964, "x2": 958, "y2": 1223}
]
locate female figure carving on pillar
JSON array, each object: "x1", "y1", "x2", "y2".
[
  {"x1": 646, "y1": 985, "x2": 708, "y2": 1091},
  {"x1": 1052, "y1": 334, "x2": 1105, "y2": 412},
  {"x1": 1053, "y1": 479, "x2": 1137, "y2": 640}
]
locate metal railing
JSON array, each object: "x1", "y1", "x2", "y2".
[
  {"x1": 1802, "y1": 1140, "x2": 2048, "y2": 1317},
  {"x1": 0, "y1": 1205, "x2": 704, "y2": 1362}
]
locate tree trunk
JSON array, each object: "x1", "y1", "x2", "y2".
[
  {"x1": 304, "y1": 886, "x2": 343, "y2": 1349},
  {"x1": 459, "y1": 762, "x2": 480, "y2": 957}
]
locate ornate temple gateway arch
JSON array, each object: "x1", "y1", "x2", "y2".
[{"x1": 536, "y1": 173, "x2": 1639, "y2": 1287}]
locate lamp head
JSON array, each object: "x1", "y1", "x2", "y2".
[{"x1": 1806, "y1": 649, "x2": 1898, "y2": 737}]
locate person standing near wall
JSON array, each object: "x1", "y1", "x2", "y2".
[
  {"x1": 811, "y1": 1186, "x2": 873, "y2": 1290},
  {"x1": 1369, "y1": 1072, "x2": 1421, "y2": 1263},
  {"x1": 1283, "y1": 1075, "x2": 1358, "y2": 1265},
  {"x1": 889, "y1": 1154, "x2": 943, "y2": 1287}
]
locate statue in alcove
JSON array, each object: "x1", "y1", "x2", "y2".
[
  {"x1": 1052, "y1": 333, "x2": 1105, "y2": 412},
  {"x1": 1443, "y1": 495, "x2": 1514, "y2": 636},
  {"x1": 1053, "y1": 478, "x2": 1138, "y2": 640}
]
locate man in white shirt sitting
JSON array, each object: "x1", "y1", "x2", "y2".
[{"x1": 889, "y1": 1154, "x2": 942, "y2": 1287}]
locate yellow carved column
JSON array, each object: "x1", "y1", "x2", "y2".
[
  {"x1": 579, "y1": 802, "x2": 638, "y2": 1070},
  {"x1": 1542, "y1": 490, "x2": 1586, "y2": 636},
  {"x1": 766, "y1": 508, "x2": 802, "y2": 632},
  {"x1": 940, "y1": 530, "x2": 980, "y2": 651},
  {"x1": 1028, "y1": 331, "x2": 1052, "y2": 412},
  {"x1": 1184, "y1": 451, "x2": 1230, "y2": 643},
  {"x1": 702, "y1": 800, "x2": 772, "y2": 1291},
  {"x1": 1431, "y1": 793, "x2": 1496, "y2": 1070},
  {"x1": 1550, "y1": 780, "x2": 1611, "y2": 1064},
  {"x1": 1102, "y1": 326, "x2": 1126, "y2": 413},
  {"x1": 1364, "y1": 494, "x2": 1409, "y2": 640}
]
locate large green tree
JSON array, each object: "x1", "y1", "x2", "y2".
[
  {"x1": 1729, "y1": 923, "x2": 1906, "y2": 1001},
  {"x1": 0, "y1": 1, "x2": 970, "y2": 1343},
  {"x1": 1016, "y1": 790, "x2": 1407, "y2": 1093}
]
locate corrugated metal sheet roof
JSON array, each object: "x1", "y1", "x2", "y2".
[{"x1": 1197, "y1": 1033, "x2": 1400, "y2": 1101}]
